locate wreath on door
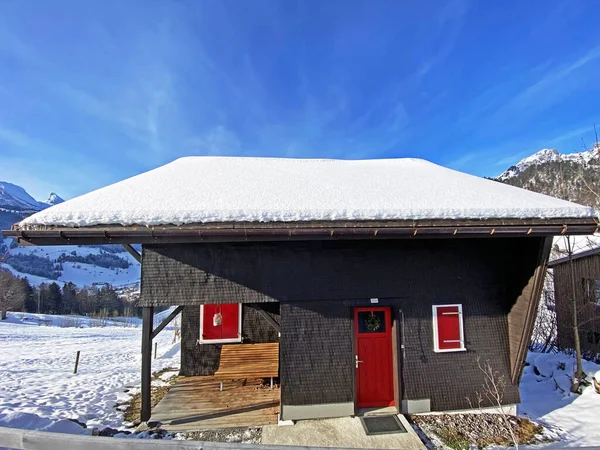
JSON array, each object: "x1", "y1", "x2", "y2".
[{"x1": 364, "y1": 312, "x2": 382, "y2": 331}]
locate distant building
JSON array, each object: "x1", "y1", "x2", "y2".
[{"x1": 549, "y1": 247, "x2": 600, "y2": 354}]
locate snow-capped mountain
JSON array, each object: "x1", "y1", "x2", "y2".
[
  {"x1": 42, "y1": 192, "x2": 65, "y2": 206},
  {"x1": 0, "y1": 182, "x2": 65, "y2": 212},
  {"x1": 0, "y1": 181, "x2": 64, "y2": 212},
  {"x1": 497, "y1": 143, "x2": 600, "y2": 209},
  {"x1": 498, "y1": 145, "x2": 600, "y2": 181},
  {"x1": 0, "y1": 182, "x2": 140, "y2": 288}
]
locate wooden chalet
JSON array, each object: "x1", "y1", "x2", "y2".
[{"x1": 3, "y1": 156, "x2": 597, "y2": 428}]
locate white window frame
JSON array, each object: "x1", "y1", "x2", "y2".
[
  {"x1": 584, "y1": 279, "x2": 600, "y2": 306},
  {"x1": 198, "y1": 304, "x2": 243, "y2": 344},
  {"x1": 432, "y1": 304, "x2": 466, "y2": 353}
]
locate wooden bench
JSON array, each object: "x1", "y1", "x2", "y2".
[{"x1": 214, "y1": 342, "x2": 279, "y2": 391}]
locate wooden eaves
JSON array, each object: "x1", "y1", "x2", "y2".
[
  {"x1": 547, "y1": 245, "x2": 600, "y2": 267},
  {"x1": 3, "y1": 217, "x2": 599, "y2": 246}
]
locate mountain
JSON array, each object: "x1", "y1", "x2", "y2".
[
  {"x1": 497, "y1": 143, "x2": 600, "y2": 209},
  {"x1": 43, "y1": 192, "x2": 65, "y2": 206},
  {"x1": 0, "y1": 182, "x2": 65, "y2": 212},
  {"x1": 0, "y1": 182, "x2": 140, "y2": 288}
]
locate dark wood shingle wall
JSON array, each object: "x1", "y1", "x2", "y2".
[
  {"x1": 144, "y1": 238, "x2": 543, "y2": 411},
  {"x1": 280, "y1": 302, "x2": 354, "y2": 406},
  {"x1": 280, "y1": 293, "x2": 523, "y2": 411}
]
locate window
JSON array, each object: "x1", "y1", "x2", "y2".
[
  {"x1": 584, "y1": 279, "x2": 600, "y2": 306},
  {"x1": 587, "y1": 331, "x2": 600, "y2": 345},
  {"x1": 198, "y1": 303, "x2": 242, "y2": 344},
  {"x1": 432, "y1": 304, "x2": 466, "y2": 353},
  {"x1": 357, "y1": 310, "x2": 387, "y2": 333}
]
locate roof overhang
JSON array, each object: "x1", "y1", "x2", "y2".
[
  {"x1": 3, "y1": 217, "x2": 598, "y2": 246},
  {"x1": 548, "y1": 245, "x2": 600, "y2": 267}
]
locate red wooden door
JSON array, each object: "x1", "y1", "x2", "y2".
[
  {"x1": 201, "y1": 304, "x2": 241, "y2": 342},
  {"x1": 354, "y1": 307, "x2": 394, "y2": 408}
]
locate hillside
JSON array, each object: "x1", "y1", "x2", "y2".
[
  {"x1": 497, "y1": 144, "x2": 600, "y2": 209},
  {"x1": 0, "y1": 182, "x2": 140, "y2": 288}
]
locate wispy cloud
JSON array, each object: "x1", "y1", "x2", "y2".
[
  {"x1": 465, "y1": 43, "x2": 600, "y2": 129},
  {"x1": 497, "y1": 44, "x2": 600, "y2": 114},
  {"x1": 416, "y1": 0, "x2": 469, "y2": 78},
  {"x1": 186, "y1": 126, "x2": 242, "y2": 156},
  {"x1": 446, "y1": 152, "x2": 478, "y2": 170}
]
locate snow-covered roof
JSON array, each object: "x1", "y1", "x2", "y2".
[
  {"x1": 18, "y1": 157, "x2": 597, "y2": 228},
  {"x1": 548, "y1": 234, "x2": 600, "y2": 266}
]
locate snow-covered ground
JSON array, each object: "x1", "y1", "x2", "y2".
[
  {"x1": 0, "y1": 310, "x2": 180, "y2": 433},
  {"x1": 2, "y1": 243, "x2": 140, "y2": 287},
  {"x1": 519, "y1": 352, "x2": 600, "y2": 447}
]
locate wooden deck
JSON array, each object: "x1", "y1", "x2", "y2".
[{"x1": 150, "y1": 376, "x2": 280, "y2": 431}]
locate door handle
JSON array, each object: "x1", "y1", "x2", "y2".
[{"x1": 355, "y1": 354, "x2": 364, "y2": 369}]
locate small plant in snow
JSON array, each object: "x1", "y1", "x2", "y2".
[{"x1": 468, "y1": 357, "x2": 520, "y2": 449}]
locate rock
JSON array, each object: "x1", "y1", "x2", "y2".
[
  {"x1": 99, "y1": 427, "x2": 121, "y2": 437},
  {"x1": 67, "y1": 418, "x2": 87, "y2": 428}
]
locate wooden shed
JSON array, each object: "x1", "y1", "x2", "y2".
[
  {"x1": 548, "y1": 246, "x2": 600, "y2": 355},
  {"x1": 3, "y1": 156, "x2": 597, "y2": 427}
]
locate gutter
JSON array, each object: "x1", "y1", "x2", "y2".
[{"x1": 2, "y1": 219, "x2": 598, "y2": 246}]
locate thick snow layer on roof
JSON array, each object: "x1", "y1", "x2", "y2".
[{"x1": 19, "y1": 157, "x2": 596, "y2": 227}]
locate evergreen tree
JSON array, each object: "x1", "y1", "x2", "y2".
[
  {"x1": 61, "y1": 282, "x2": 77, "y2": 315},
  {"x1": 47, "y1": 282, "x2": 63, "y2": 314},
  {"x1": 22, "y1": 278, "x2": 36, "y2": 313},
  {"x1": 38, "y1": 283, "x2": 49, "y2": 313},
  {"x1": 75, "y1": 287, "x2": 91, "y2": 315}
]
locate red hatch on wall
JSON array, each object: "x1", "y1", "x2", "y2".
[
  {"x1": 432, "y1": 304, "x2": 465, "y2": 352},
  {"x1": 199, "y1": 303, "x2": 242, "y2": 343}
]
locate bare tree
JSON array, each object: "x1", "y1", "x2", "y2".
[
  {"x1": 565, "y1": 236, "x2": 585, "y2": 386},
  {"x1": 0, "y1": 271, "x2": 26, "y2": 320},
  {"x1": 468, "y1": 358, "x2": 519, "y2": 449}
]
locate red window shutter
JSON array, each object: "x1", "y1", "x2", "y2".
[
  {"x1": 220, "y1": 303, "x2": 240, "y2": 340},
  {"x1": 201, "y1": 304, "x2": 241, "y2": 341},
  {"x1": 435, "y1": 305, "x2": 463, "y2": 351},
  {"x1": 202, "y1": 304, "x2": 221, "y2": 340}
]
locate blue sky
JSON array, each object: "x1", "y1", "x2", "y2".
[{"x1": 1, "y1": 0, "x2": 600, "y2": 200}]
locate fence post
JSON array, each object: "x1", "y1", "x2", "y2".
[
  {"x1": 73, "y1": 351, "x2": 80, "y2": 374},
  {"x1": 154, "y1": 342, "x2": 158, "y2": 360}
]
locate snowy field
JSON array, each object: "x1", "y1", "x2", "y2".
[{"x1": 0, "y1": 311, "x2": 180, "y2": 434}]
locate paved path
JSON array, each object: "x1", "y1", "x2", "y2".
[{"x1": 261, "y1": 414, "x2": 426, "y2": 450}]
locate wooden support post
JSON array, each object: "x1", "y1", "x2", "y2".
[
  {"x1": 121, "y1": 244, "x2": 141, "y2": 263},
  {"x1": 73, "y1": 351, "x2": 80, "y2": 374},
  {"x1": 150, "y1": 306, "x2": 184, "y2": 340},
  {"x1": 154, "y1": 342, "x2": 157, "y2": 360},
  {"x1": 248, "y1": 304, "x2": 281, "y2": 333},
  {"x1": 141, "y1": 306, "x2": 154, "y2": 422}
]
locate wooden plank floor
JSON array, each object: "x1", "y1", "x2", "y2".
[{"x1": 150, "y1": 376, "x2": 280, "y2": 432}]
